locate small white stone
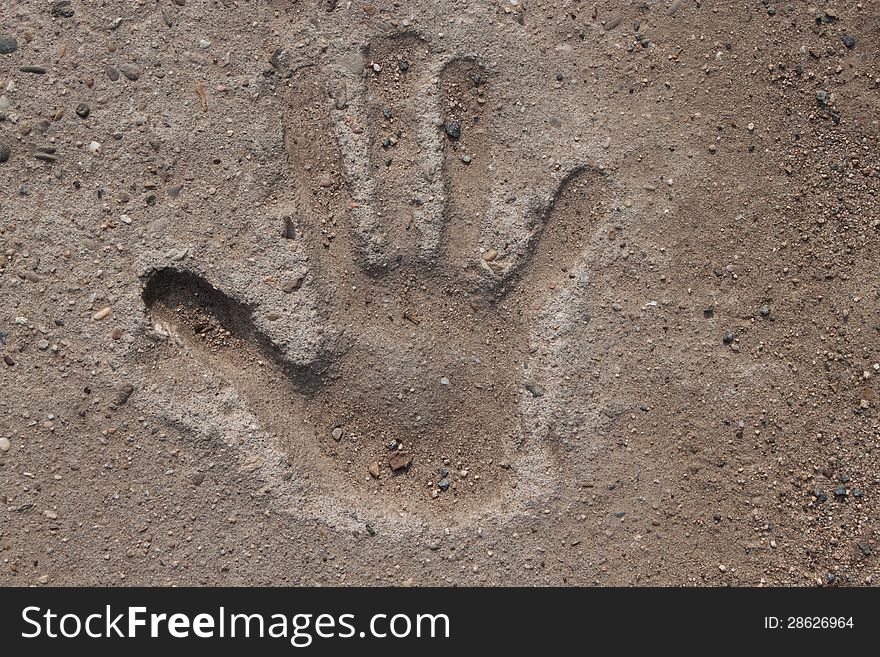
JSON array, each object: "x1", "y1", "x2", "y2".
[
  {"x1": 440, "y1": 377, "x2": 449, "y2": 385},
  {"x1": 199, "y1": 39, "x2": 211, "y2": 49},
  {"x1": 0, "y1": 437, "x2": 10, "y2": 452}
]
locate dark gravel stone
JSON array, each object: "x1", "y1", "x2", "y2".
[
  {"x1": 397, "y1": 59, "x2": 409, "y2": 72},
  {"x1": 842, "y1": 34, "x2": 856, "y2": 49},
  {"x1": 0, "y1": 143, "x2": 9, "y2": 163},
  {"x1": 75, "y1": 103, "x2": 90, "y2": 118},
  {"x1": 106, "y1": 65, "x2": 119, "y2": 81},
  {"x1": 114, "y1": 384, "x2": 135, "y2": 407},
  {"x1": 269, "y1": 48, "x2": 292, "y2": 77},
  {"x1": 613, "y1": 511, "x2": 626, "y2": 518},
  {"x1": 444, "y1": 121, "x2": 461, "y2": 140},
  {"x1": 834, "y1": 485, "x2": 847, "y2": 498},
  {"x1": 524, "y1": 381, "x2": 544, "y2": 397},
  {"x1": 816, "y1": 90, "x2": 829, "y2": 106},
  {"x1": 438, "y1": 478, "x2": 449, "y2": 491},
  {"x1": 439, "y1": 466, "x2": 448, "y2": 478},
  {"x1": 814, "y1": 489, "x2": 828, "y2": 503},
  {"x1": 857, "y1": 541, "x2": 872, "y2": 557},
  {"x1": 119, "y1": 63, "x2": 140, "y2": 81},
  {"x1": 51, "y1": 1, "x2": 74, "y2": 18},
  {"x1": 0, "y1": 35, "x2": 18, "y2": 54},
  {"x1": 722, "y1": 331, "x2": 735, "y2": 345},
  {"x1": 20, "y1": 66, "x2": 46, "y2": 74},
  {"x1": 760, "y1": 304, "x2": 770, "y2": 317}
]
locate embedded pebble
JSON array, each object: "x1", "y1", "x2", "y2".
[
  {"x1": 604, "y1": 15, "x2": 622, "y2": 30},
  {"x1": 75, "y1": 103, "x2": 90, "y2": 118},
  {"x1": 282, "y1": 276, "x2": 304, "y2": 294},
  {"x1": 0, "y1": 35, "x2": 18, "y2": 54},
  {"x1": 51, "y1": 1, "x2": 74, "y2": 18},
  {"x1": 389, "y1": 451, "x2": 412, "y2": 471},
  {"x1": 120, "y1": 63, "x2": 140, "y2": 81},
  {"x1": 114, "y1": 384, "x2": 135, "y2": 406},
  {"x1": 0, "y1": 437, "x2": 10, "y2": 452},
  {"x1": 332, "y1": 426, "x2": 343, "y2": 441},
  {"x1": 106, "y1": 65, "x2": 120, "y2": 81},
  {"x1": 0, "y1": 143, "x2": 10, "y2": 163},
  {"x1": 93, "y1": 307, "x2": 112, "y2": 321}
]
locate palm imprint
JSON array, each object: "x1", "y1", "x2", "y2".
[{"x1": 143, "y1": 33, "x2": 614, "y2": 518}]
